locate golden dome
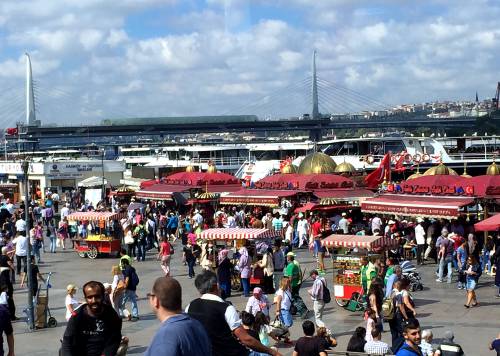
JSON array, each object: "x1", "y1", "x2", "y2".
[
  {"x1": 281, "y1": 163, "x2": 298, "y2": 174},
  {"x1": 423, "y1": 163, "x2": 458, "y2": 176},
  {"x1": 186, "y1": 165, "x2": 195, "y2": 172},
  {"x1": 298, "y1": 152, "x2": 337, "y2": 174},
  {"x1": 207, "y1": 164, "x2": 217, "y2": 174},
  {"x1": 334, "y1": 162, "x2": 356, "y2": 174},
  {"x1": 486, "y1": 162, "x2": 499, "y2": 176},
  {"x1": 407, "y1": 172, "x2": 423, "y2": 180}
]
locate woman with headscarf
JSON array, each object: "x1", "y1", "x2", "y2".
[
  {"x1": 217, "y1": 248, "x2": 233, "y2": 299},
  {"x1": 467, "y1": 233, "x2": 480, "y2": 260},
  {"x1": 238, "y1": 246, "x2": 252, "y2": 297},
  {"x1": 255, "y1": 246, "x2": 275, "y2": 294},
  {"x1": 245, "y1": 287, "x2": 271, "y2": 318}
]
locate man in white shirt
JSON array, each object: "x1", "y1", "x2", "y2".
[
  {"x1": 338, "y1": 213, "x2": 349, "y2": 234},
  {"x1": 225, "y1": 214, "x2": 237, "y2": 228},
  {"x1": 364, "y1": 326, "x2": 389, "y2": 355},
  {"x1": 15, "y1": 215, "x2": 26, "y2": 233},
  {"x1": 415, "y1": 217, "x2": 426, "y2": 265},
  {"x1": 13, "y1": 233, "x2": 28, "y2": 275},
  {"x1": 193, "y1": 210, "x2": 203, "y2": 229},
  {"x1": 296, "y1": 214, "x2": 309, "y2": 248},
  {"x1": 60, "y1": 203, "x2": 71, "y2": 220},
  {"x1": 371, "y1": 215, "x2": 382, "y2": 234}
]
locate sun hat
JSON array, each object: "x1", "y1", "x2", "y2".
[{"x1": 286, "y1": 252, "x2": 296, "y2": 257}]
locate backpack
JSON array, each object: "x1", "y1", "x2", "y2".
[
  {"x1": 321, "y1": 280, "x2": 331, "y2": 303},
  {"x1": 382, "y1": 297, "x2": 395, "y2": 320},
  {"x1": 137, "y1": 227, "x2": 147, "y2": 242},
  {"x1": 128, "y1": 267, "x2": 139, "y2": 288}
]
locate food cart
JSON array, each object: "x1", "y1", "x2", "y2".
[
  {"x1": 199, "y1": 228, "x2": 284, "y2": 289},
  {"x1": 321, "y1": 234, "x2": 398, "y2": 309},
  {"x1": 68, "y1": 211, "x2": 126, "y2": 259}
]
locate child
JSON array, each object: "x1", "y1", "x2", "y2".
[
  {"x1": 254, "y1": 311, "x2": 279, "y2": 347},
  {"x1": 365, "y1": 309, "x2": 377, "y2": 342},
  {"x1": 241, "y1": 311, "x2": 272, "y2": 356}
]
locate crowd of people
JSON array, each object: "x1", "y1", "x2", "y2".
[{"x1": 0, "y1": 193, "x2": 499, "y2": 355}]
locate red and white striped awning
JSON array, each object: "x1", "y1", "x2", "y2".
[
  {"x1": 199, "y1": 228, "x2": 283, "y2": 240},
  {"x1": 67, "y1": 211, "x2": 127, "y2": 222},
  {"x1": 135, "y1": 184, "x2": 187, "y2": 201},
  {"x1": 321, "y1": 234, "x2": 398, "y2": 251}
]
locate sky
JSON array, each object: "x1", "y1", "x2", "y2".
[{"x1": 0, "y1": 0, "x2": 499, "y2": 127}]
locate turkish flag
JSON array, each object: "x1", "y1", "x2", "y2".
[
  {"x1": 5, "y1": 127, "x2": 18, "y2": 135},
  {"x1": 394, "y1": 151, "x2": 406, "y2": 173},
  {"x1": 364, "y1": 153, "x2": 391, "y2": 188}
]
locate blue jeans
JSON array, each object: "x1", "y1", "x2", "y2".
[
  {"x1": 452, "y1": 251, "x2": 458, "y2": 270},
  {"x1": 49, "y1": 235, "x2": 57, "y2": 253},
  {"x1": 136, "y1": 243, "x2": 146, "y2": 261},
  {"x1": 241, "y1": 277, "x2": 250, "y2": 297},
  {"x1": 187, "y1": 259, "x2": 195, "y2": 278},
  {"x1": 439, "y1": 256, "x2": 453, "y2": 282},
  {"x1": 32, "y1": 241, "x2": 41, "y2": 263},
  {"x1": 122, "y1": 290, "x2": 138, "y2": 317},
  {"x1": 219, "y1": 281, "x2": 231, "y2": 299},
  {"x1": 482, "y1": 250, "x2": 491, "y2": 273},
  {"x1": 292, "y1": 231, "x2": 299, "y2": 247}
]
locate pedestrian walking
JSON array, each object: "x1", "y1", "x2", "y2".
[
  {"x1": 308, "y1": 270, "x2": 327, "y2": 328},
  {"x1": 238, "y1": 246, "x2": 252, "y2": 297},
  {"x1": 436, "y1": 229, "x2": 453, "y2": 284},
  {"x1": 158, "y1": 237, "x2": 173, "y2": 276},
  {"x1": 272, "y1": 241, "x2": 285, "y2": 292},
  {"x1": 12, "y1": 232, "x2": 28, "y2": 276},
  {"x1": 464, "y1": 255, "x2": 481, "y2": 308},
  {"x1": 217, "y1": 248, "x2": 233, "y2": 299},
  {"x1": 120, "y1": 259, "x2": 139, "y2": 321}
]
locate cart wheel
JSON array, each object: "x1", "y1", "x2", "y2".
[
  {"x1": 231, "y1": 274, "x2": 241, "y2": 291},
  {"x1": 350, "y1": 292, "x2": 365, "y2": 311},
  {"x1": 411, "y1": 284, "x2": 417, "y2": 292},
  {"x1": 335, "y1": 298, "x2": 349, "y2": 308},
  {"x1": 417, "y1": 284, "x2": 424, "y2": 291},
  {"x1": 48, "y1": 317, "x2": 57, "y2": 328},
  {"x1": 87, "y1": 246, "x2": 98, "y2": 259},
  {"x1": 78, "y1": 251, "x2": 87, "y2": 258}
]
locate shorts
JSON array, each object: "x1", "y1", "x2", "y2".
[{"x1": 466, "y1": 278, "x2": 477, "y2": 291}]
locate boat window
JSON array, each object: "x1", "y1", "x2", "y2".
[
  {"x1": 384, "y1": 141, "x2": 405, "y2": 154},
  {"x1": 257, "y1": 151, "x2": 279, "y2": 160},
  {"x1": 368, "y1": 141, "x2": 384, "y2": 155}
]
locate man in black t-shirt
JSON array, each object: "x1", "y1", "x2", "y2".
[
  {"x1": 0, "y1": 247, "x2": 16, "y2": 320},
  {"x1": 61, "y1": 281, "x2": 122, "y2": 356},
  {"x1": 121, "y1": 259, "x2": 139, "y2": 320},
  {"x1": 293, "y1": 321, "x2": 327, "y2": 356},
  {"x1": 20, "y1": 256, "x2": 44, "y2": 297}
]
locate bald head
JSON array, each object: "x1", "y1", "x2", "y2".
[{"x1": 152, "y1": 277, "x2": 182, "y2": 312}]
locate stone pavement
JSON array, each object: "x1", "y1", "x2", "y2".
[{"x1": 10, "y1": 242, "x2": 500, "y2": 355}]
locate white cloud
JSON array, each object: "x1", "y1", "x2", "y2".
[{"x1": 0, "y1": 0, "x2": 499, "y2": 124}]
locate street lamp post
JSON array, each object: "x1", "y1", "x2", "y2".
[
  {"x1": 101, "y1": 148, "x2": 105, "y2": 203},
  {"x1": 22, "y1": 159, "x2": 35, "y2": 330}
]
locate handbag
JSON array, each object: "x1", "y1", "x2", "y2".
[
  {"x1": 124, "y1": 233, "x2": 134, "y2": 245},
  {"x1": 269, "y1": 317, "x2": 289, "y2": 339}
]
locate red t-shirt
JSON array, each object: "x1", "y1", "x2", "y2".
[
  {"x1": 312, "y1": 221, "x2": 322, "y2": 237},
  {"x1": 160, "y1": 241, "x2": 171, "y2": 256}
]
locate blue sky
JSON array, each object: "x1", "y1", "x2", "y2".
[{"x1": 0, "y1": 0, "x2": 499, "y2": 126}]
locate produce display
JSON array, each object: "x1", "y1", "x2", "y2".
[
  {"x1": 85, "y1": 234, "x2": 113, "y2": 241},
  {"x1": 333, "y1": 255, "x2": 361, "y2": 286}
]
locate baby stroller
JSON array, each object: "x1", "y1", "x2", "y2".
[{"x1": 400, "y1": 261, "x2": 423, "y2": 292}]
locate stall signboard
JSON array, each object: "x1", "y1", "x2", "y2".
[
  {"x1": 0, "y1": 162, "x2": 43, "y2": 175},
  {"x1": 388, "y1": 182, "x2": 474, "y2": 196},
  {"x1": 362, "y1": 201, "x2": 460, "y2": 217},
  {"x1": 45, "y1": 161, "x2": 124, "y2": 179}
]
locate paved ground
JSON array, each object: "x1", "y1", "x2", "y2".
[{"x1": 9, "y1": 242, "x2": 500, "y2": 355}]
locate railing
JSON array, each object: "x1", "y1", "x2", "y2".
[
  {"x1": 190, "y1": 156, "x2": 250, "y2": 167},
  {"x1": 447, "y1": 151, "x2": 499, "y2": 161}
]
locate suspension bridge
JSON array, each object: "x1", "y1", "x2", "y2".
[{"x1": 2, "y1": 53, "x2": 497, "y2": 149}]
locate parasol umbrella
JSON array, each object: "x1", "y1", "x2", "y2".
[
  {"x1": 474, "y1": 214, "x2": 500, "y2": 232},
  {"x1": 128, "y1": 202, "x2": 145, "y2": 211}
]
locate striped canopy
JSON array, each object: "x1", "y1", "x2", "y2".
[
  {"x1": 321, "y1": 234, "x2": 398, "y2": 251},
  {"x1": 199, "y1": 228, "x2": 282, "y2": 240},
  {"x1": 67, "y1": 211, "x2": 127, "y2": 222}
]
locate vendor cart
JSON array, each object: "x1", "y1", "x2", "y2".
[
  {"x1": 321, "y1": 234, "x2": 397, "y2": 309},
  {"x1": 68, "y1": 211, "x2": 126, "y2": 259}
]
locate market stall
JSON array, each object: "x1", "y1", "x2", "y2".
[
  {"x1": 321, "y1": 234, "x2": 398, "y2": 308},
  {"x1": 361, "y1": 174, "x2": 477, "y2": 218},
  {"x1": 68, "y1": 211, "x2": 126, "y2": 259}
]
